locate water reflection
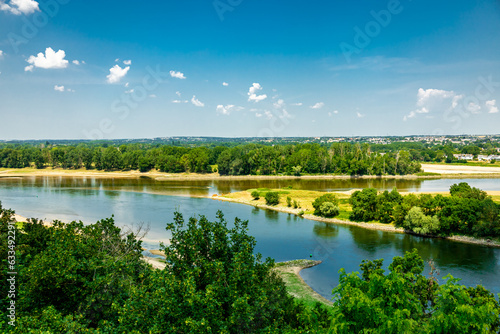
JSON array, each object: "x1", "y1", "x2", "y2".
[{"x1": 313, "y1": 222, "x2": 339, "y2": 239}]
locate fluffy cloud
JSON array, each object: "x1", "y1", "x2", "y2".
[
  {"x1": 106, "y1": 65, "x2": 130, "y2": 83},
  {"x1": 486, "y1": 100, "x2": 498, "y2": 114},
  {"x1": 216, "y1": 105, "x2": 243, "y2": 115},
  {"x1": 404, "y1": 88, "x2": 462, "y2": 121},
  {"x1": 0, "y1": 50, "x2": 3, "y2": 57},
  {"x1": 291, "y1": 102, "x2": 303, "y2": 106},
  {"x1": 310, "y1": 102, "x2": 324, "y2": 109},
  {"x1": 467, "y1": 102, "x2": 481, "y2": 114},
  {"x1": 191, "y1": 95, "x2": 204, "y2": 107},
  {"x1": 248, "y1": 83, "x2": 267, "y2": 102},
  {"x1": 72, "y1": 60, "x2": 80, "y2": 65},
  {"x1": 0, "y1": 0, "x2": 39, "y2": 15},
  {"x1": 222, "y1": 82, "x2": 229, "y2": 86},
  {"x1": 25, "y1": 47, "x2": 69, "y2": 71},
  {"x1": 54, "y1": 85, "x2": 74, "y2": 93},
  {"x1": 123, "y1": 60, "x2": 132, "y2": 65},
  {"x1": 170, "y1": 70, "x2": 186, "y2": 79},
  {"x1": 356, "y1": 112, "x2": 365, "y2": 118}
]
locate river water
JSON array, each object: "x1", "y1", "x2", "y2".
[{"x1": 1, "y1": 176, "x2": 499, "y2": 300}]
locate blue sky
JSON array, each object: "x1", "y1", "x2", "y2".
[{"x1": 0, "y1": 0, "x2": 499, "y2": 140}]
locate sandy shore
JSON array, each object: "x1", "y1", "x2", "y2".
[
  {"x1": 421, "y1": 163, "x2": 500, "y2": 174},
  {"x1": 2, "y1": 165, "x2": 500, "y2": 180}
]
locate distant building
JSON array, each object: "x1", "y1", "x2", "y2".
[{"x1": 453, "y1": 154, "x2": 473, "y2": 160}]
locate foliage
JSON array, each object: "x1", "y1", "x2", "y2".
[
  {"x1": 312, "y1": 193, "x2": 339, "y2": 216},
  {"x1": 251, "y1": 190, "x2": 260, "y2": 200},
  {"x1": 349, "y1": 188, "x2": 378, "y2": 221},
  {"x1": 331, "y1": 249, "x2": 500, "y2": 333},
  {"x1": 117, "y1": 211, "x2": 295, "y2": 333},
  {"x1": 319, "y1": 202, "x2": 340, "y2": 218},
  {"x1": 286, "y1": 196, "x2": 292, "y2": 207},
  {"x1": 403, "y1": 207, "x2": 440, "y2": 235},
  {"x1": 265, "y1": 191, "x2": 280, "y2": 206}
]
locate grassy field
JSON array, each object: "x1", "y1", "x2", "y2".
[{"x1": 223, "y1": 187, "x2": 353, "y2": 218}]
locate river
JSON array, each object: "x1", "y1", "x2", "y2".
[{"x1": 1, "y1": 176, "x2": 499, "y2": 300}]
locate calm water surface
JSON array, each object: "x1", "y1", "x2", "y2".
[{"x1": 1, "y1": 176, "x2": 499, "y2": 300}]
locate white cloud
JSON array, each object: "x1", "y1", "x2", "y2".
[
  {"x1": 124, "y1": 82, "x2": 129, "y2": 87},
  {"x1": 248, "y1": 83, "x2": 267, "y2": 102},
  {"x1": 0, "y1": 0, "x2": 39, "y2": 15},
  {"x1": 25, "y1": 47, "x2": 69, "y2": 71},
  {"x1": 467, "y1": 102, "x2": 481, "y2": 114},
  {"x1": 0, "y1": 50, "x2": 3, "y2": 57},
  {"x1": 191, "y1": 95, "x2": 204, "y2": 107},
  {"x1": 170, "y1": 70, "x2": 186, "y2": 79},
  {"x1": 273, "y1": 99, "x2": 285, "y2": 109},
  {"x1": 356, "y1": 112, "x2": 365, "y2": 118},
  {"x1": 328, "y1": 110, "x2": 339, "y2": 117},
  {"x1": 123, "y1": 59, "x2": 132, "y2": 65},
  {"x1": 54, "y1": 85, "x2": 74, "y2": 93},
  {"x1": 125, "y1": 89, "x2": 134, "y2": 94},
  {"x1": 291, "y1": 102, "x2": 303, "y2": 106},
  {"x1": 264, "y1": 110, "x2": 273, "y2": 119},
  {"x1": 222, "y1": 82, "x2": 229, "y2": 86},
  {"x1": 405, "y1": 88, "x2": 462, "y2": 120},
  {"x1": 106, "y1": 64, "x2": 130, "y2": 83},
  {"x1": 216, "y1": 105, "x2": 233, "y2": 115},
  {"x1": 486, "y1": 100, "x2": 498, "y2": 114},
  {"x1": 149, "y1": 94, "x2": 156, "y2": 98},
  {"x1": 115, "y1": 58, "x2": 119, "y2": 62},
  {"x1": 310, "y1": 102, "x2": 324, "y2": 109},
  {"x1": 172, "y1": 100, "x2": 188, "y2": 104},
  {"x1": 72, "y1": 60, "x2": 80, "y2": 65},
  {"x1": 255, "y1": 113, "x2": 263, "y2": 118}
]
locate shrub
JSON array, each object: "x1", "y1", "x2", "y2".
[
  {"x1": 312, "y1": 193, "x2": 339, "y2": 216},
  {"x1": 251, "y1": 190, "x2": 260, "y2": 200},
  {"x1": 403, "y1": 206, "x2": 440, "y2": 235},
  {"x1": 286, "y1": 196, "x2": 292, "y2": 207},
  {"x1": 293, "y1": 200, "x2": 300, "y2": 209},
  {"x1": 319, "y1": 202, "x2": 340, "y2": 218},
  {"x1": 265, "y1": 191, "x2": 280, "y2": 206}
]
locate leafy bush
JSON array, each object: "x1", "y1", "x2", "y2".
[
  {"x1": 286, "y1": 196, "x2": 292, "y2": 207},
  {"x1": 319, "y1": 202, "x2": 340, "y2": 218},
  {"x1": 265, "y1": 191, "x2": 280, "y2": 205},
  {"x1": 403, "y1": 206, "x2": 440, "y2": 235},
  {"x1": 293, "y1": 200, "x2": 300, "y2": 209},
  {"x1": 251, "y1": 190, "x2": 260, "y2": 200},
  {"x1": 312, "y1": 194, "x2": 339, "y2": 216}
]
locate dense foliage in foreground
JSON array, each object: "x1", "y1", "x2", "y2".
[
  {"x1": 349, "y1": 182, "x2": 500, "y2": 238},
  {"x1": 0, "y1": 142, "x2": 421, "y2": 176},
  {"x1": 1, "y1": 203, "x2": 499, "y2": 333}
]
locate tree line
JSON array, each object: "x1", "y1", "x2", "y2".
[
  {"x1": 349, "y1": 182, "x2": 500, "y2": 238},
  {"x1": 0, "y1": 142, "x2": 422, "y2": 176},
  {"x1": 1, "y1": 204, "x2": 499, "y2": 333}
]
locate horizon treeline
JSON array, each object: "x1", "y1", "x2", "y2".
[{"x1": 0, "y1": 142, "x2": 424, "y2": 176}]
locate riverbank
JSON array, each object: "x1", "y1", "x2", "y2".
[
  {"x1": 2, "y1": 165, "x2": 500, "y2": 180},
  {"x1": 213, "y1": 190, "x2": 500, "y2": 248}
]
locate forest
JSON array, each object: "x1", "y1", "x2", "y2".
[
  {"x1": 0, "y1": 142, "x2": 422, "y2": 176},
  {"x1": 349, "y1": 183, "x2": 500, "y2": 238},
  {"x1": 1, "y1": 203, "x2": 499, "y2": 333}
]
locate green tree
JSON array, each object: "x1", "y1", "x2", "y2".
[
  {"x1": 349, "y1": 188, "x2": 378, "y2": 221},
  {"x1": 265, "y1": 191, "x2": 280, "y2": 206},
  {"x1": 319, "y1": 202, "x2": 340, "y2": 218},
  {"x1": 251, "y1": 190, "x2": 260, "y2": 200},
  {"x1": 312, "y1": 193, "x2": 339, "y2": 216},
  {"x1": 403, "y1": 206, "x2": 440, "y2": 235},
  {"x1": 117, "y1": 211, "x2": 294, "y2": 333}
]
